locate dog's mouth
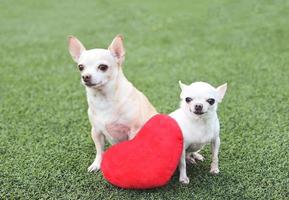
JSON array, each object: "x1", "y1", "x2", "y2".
[
  {"x1": 85, "y1": 83, "x2": 97, "y2": 87},
  {"x1": 193, "y1": 111, "x2": 205, "y2": 115},
  {"x1": 189, "y1": 108, "x2": 205, "y2": 116},
  {"x1": 84, "y1": 82, "x2": 103, "y2": 88}
]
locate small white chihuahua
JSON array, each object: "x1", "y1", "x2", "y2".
[
  {"x1": 68, "y1": 35, "x2": 157, "y2": 172},
  {"x1": 170, "y1": 81, "x2": 227, "y2": 184}
]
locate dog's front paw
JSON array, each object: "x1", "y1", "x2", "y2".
[
  {"x1": 179, "y1": 176, "x2": 190, "y2": 184},
  {"x1": 88, "y1": 160, "x2": 100, "y2": 172},
  {"x1": 210, "y1": 165, "x2": 219, "y2": 175}
]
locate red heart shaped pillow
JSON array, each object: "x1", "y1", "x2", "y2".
[{"x1": 101, "y1": 114, "x2": 183, "y2": 189}]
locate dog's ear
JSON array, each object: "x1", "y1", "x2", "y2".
[
  {"x1": 68, "y1": 36, "x2": 86, "y2": 63},
  {"x1": 216, "y1": 83, "x2": 227, "y2": 102},
  {"x1": 179, "y1": 81, "x2": 188, "y2": 90},
  {"x1": 108, "y1": 35, "x2": 125, "y2": 66}
]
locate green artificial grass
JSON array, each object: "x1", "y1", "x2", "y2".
[{"x1": 0, "y1": 0, "x2": 288, "y2": 199}]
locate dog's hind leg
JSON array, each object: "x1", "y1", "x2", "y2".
[
  {"x1": 186, "y1": 152, "x2": 197, "y2": 164},
  {"x1": 186, "y1": 146, "x2": 205, "y2": 164},
  {"x1": 192, "y1": 151, "x2": 204, "y2": 161}
]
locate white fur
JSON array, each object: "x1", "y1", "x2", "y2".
[
  {"x1": 170, "y1": 81, "x2": 227, "y2": 184},
  {"x1": 68, "y1": 35, "x2": 157, "y2": 172}
]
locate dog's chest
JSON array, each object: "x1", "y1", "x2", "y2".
[
  {"x1": 87, "y1": 95, "x2": 133, "y2": 143},
  {"x1": 105, "y1": 123, "x2": 130, "y2": 142},
  {"x1": 183, "y1": 120, "x2": 215, "y2": 149}
]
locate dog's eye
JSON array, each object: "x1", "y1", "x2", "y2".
[
  {"x1": 78, "y1": 64, "x2": 84, "y2": 71},
  {"x1": 98, "y1": 64, "x2": 108, "y2": 72},
  {"x1": 207, "y1": 98, "x2": 215, "y2": 105},
  {"x1": 185, "y1": 97, "x2": 193, "y2": 103}
]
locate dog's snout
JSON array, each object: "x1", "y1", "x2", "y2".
[
  {"x1": 195, "y1": 104, "x2": 203, "y2": 111},
  {"x1": 82, "y1": 75, "x2": 91, "y2": 82}
]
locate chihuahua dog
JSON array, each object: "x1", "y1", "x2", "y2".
[
  {"x1": 170, "y1": 81, "x2": 227, "y2": 184},
  {"x1": 68, "y1": 35, "x2": 157, "y2": 172}
]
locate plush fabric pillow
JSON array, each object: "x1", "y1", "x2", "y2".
[{"x1": 101, "y1": 114, "x2": 183, "y2": 189}]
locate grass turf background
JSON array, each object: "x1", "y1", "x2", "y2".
[{"x1": 0, "y1": 0, "x2": 288, "y2": 199}]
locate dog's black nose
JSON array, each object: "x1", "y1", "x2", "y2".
[
  {"x1": 82, "y1": 75, "x2": 91, "y2": 82},
  {"x1": 195, "y1": 104, "x2": 203, "y2": 111}
]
